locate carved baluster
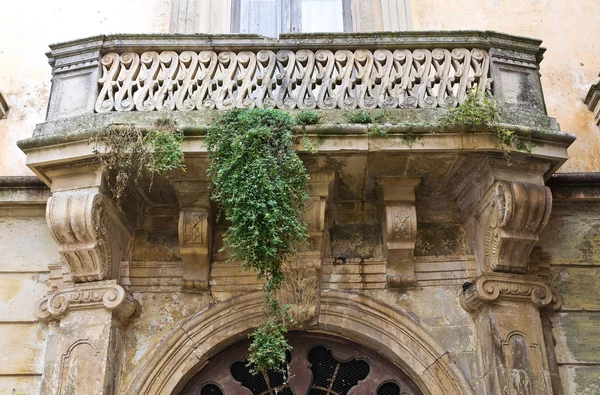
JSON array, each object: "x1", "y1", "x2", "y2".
[
  {"x1": 134, "y1": 51, "x2": 161, "y2": 111},
  {"x1": 195, "y1": 51, "x2": 218, "y2": 110},
  {"x1": 235, "y1": 51, "x2": 258, "y2": 109},
  {"x1": 95, "y1": 53, "x2": 121, "y2": 113},
  {"x1": 174, "y1": 51, "x2": 200, "y2": 111}
]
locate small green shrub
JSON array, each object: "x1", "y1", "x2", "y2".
[
  {"x1": 367, "y1": 124, "x2": 389, "y2": 138},
  {"x1": 439, "y1": 88, "x2": 530, "y2": 159},
  {"x1": 295, "y1": 110, "x2": 321, "y2": 125},
  {"x1": 346, "y1": 109, "x2": 374, "y2": 124},
  {"x1": 91, "y1": 119, "x2": 185, "y2": 206},
  {"x1": 401, "y1": 133, "x2": 420, "y2": 148}
]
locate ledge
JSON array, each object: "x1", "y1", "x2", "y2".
[
  {"x1": 584, "y1": 74, "x2": 600, "y2": 126},
  {"x1": 547, "y1": 172, "x2": 600, "y2": 201}
]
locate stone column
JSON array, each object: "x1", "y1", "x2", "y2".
[
  {"x1": 455, "y1": 158, "x2": 559, "y2": 395},
  {"x1": 36, "y1": 162, "x2": 138, "y2": 395}
]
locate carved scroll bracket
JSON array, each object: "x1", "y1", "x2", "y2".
[
  {"x1": 378, "y1": 177, "x2": 420, "y2": 288},
  {"x1": 36, "y1": 280, "x2": 139, "y2": 322},
  {"x1": 453, "y1": 159, "x2": 552, "y2": 274},
  {"x1": 46, "y1": 186, "x2": 131, "y2": 283},
  {"x1": 459, "y1": 273, "x2": 561, "y2": 313},
  {"x1": 173, "y1": 180, "x2": 213, "y2": 292}
]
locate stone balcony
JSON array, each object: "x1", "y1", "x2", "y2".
[{"x1": 17, "y1": 31, "x2": 575, "y2": 296}]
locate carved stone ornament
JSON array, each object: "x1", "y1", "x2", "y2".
[
  {"x1": 276, "y1": 259, "x2": 320, "y2": 329},
  {"x1": 46, "y1": 189, "x2": 127, "y2": 282},
  {"x1": 36, "y1": 280, "x2": 138, "y2": 322},
  {"x1": 179, "y1": 208, "x2": 212, "y2": 291},
  {"x1": 95, "y1": 48, "x2": 491, "y2": 113},
  {"x1": 379, "y1": 177, "x2": 420, "y2": 287},
  {"x1": 460, "y1": 273, "x2": 561, "y2": 313},
  {"x1": 483, "y1": 181, "x2": 552, "y2": 273}
]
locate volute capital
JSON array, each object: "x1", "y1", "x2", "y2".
[{"x1": 36, "y1": 280, "x2": 139, "y2": 322}]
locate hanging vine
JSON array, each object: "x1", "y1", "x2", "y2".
[{"x1": 206, "y1": 108, "x2": 309, "y2": 376}]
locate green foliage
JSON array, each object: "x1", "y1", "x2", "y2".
[
  {"x1": 206, "y1": 108, "x2": 309, "y2": 291},
  {"x1": 206, "y1": 108, "x2": 309, "y2": 375},
  {"x1": 439, "y1": 87, "x2": 532, "y2": 159},
  {"x1": 439, "y1": 88, "x2": 499, "y2": 129},
  {"x1": 295, "y1": 110, "x2": 321, "y2": 125},
  {"x1": 247, "y1": 294, "x2": 293, "y2": 377},
  {"x1": 400, "y1": 133, "x2": 420, "y2": 148},
  {"x1": 92, "y1": 119, "x2": 185, "y2": 206},
  {"x1": 367, "y1": 124, "x2": 388, "y2": 138},
  {"x1": 345, "y1": 109, "x2": 386, "y2": 124}
]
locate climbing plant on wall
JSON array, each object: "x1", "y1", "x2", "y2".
[{"x1": 206, "y1": 108, "x2": 309, "y2": 376}]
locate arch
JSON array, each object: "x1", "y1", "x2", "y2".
[{"x1": 126, "y1": 290, "x2": 474, "y2": 395}]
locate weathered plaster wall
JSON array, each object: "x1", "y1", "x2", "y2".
[
  {"x1": 0, "y1": 215, "x2": 59, "y2": 394},
  {"x1": 0, "y1": 0, "x2": 171, "y2": 176},
  {"x1": 411, "y1": 0, "x2": 600, "y2": 172},
  {"x1": 538, "y1": 201, "x2": 600, "y2": 395}
]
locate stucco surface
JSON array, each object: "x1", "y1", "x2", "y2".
[
  {"x1": 0, "y1": 217, "x2": 60, "y2": 271},
  {"x1": 0, "y1": 0, "x2": 171, "y2": 176},
  {"x1": 412, "y1": 0, "x2": 600, "y2": 172}
]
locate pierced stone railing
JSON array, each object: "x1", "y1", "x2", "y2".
[
  {"x1": 95, "y1": 48, "x2": 491, "y2": 112},
  {"x1": 44, "y1": 32, "x2": 547, "y2": 121}
]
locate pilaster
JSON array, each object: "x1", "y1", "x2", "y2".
[
  {"x1": 455, "y1": 158, "x2": 559, "y2": 395},
  {"x1": 36, "y1": 280, "x2": 138, "y2": 395},
  {"x1": 378, "y1": 177, "x2": 420, "y2": 287},
  {"x1": 37, "y1": 162, "x2": 138, "y2": 395}
]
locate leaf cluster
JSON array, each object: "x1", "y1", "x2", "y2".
[
  {"x1": 294, "y1": 110, "x2": 321, "y2": 125},
  {"x1": 91, "y1": 119, "x2": 185, "y2": 206},
  {"x1": 367, "y1": 124, "x2": 389, "y2": 138},
  {"x1": 345, "y1": 109, "x2": 386, "y2": 124},
  {"x1": 247, "y1": 294, "x2": 293, "y2": 377}
]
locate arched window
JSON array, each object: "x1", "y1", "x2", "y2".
[{"x1": 231, "y1": 0, "x2": 353, "y2": 37}]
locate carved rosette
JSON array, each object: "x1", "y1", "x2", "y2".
[
  {"x1": 484, "y1": 181, "x2": 552, "y2": 273},
  {"x1": 46, "y1": 190, "x2": 116, "y2": 282},
  {"x1": 36, "y1": 280, "x2": 138, "y2": 322},
  {"x1": 460, "y1": 273, "x2": 560, "y2": 313}
]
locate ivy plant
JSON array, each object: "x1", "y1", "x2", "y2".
[
  {"x1": 91, "y1": 119, "x2": 185, "y2": 206},
  {"x1": 206, "y1": 108, "x2": 309, "y2": 376}
]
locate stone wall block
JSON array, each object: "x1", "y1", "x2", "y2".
[{"x1": 489, "y1": 47, "x2": 546, "y2": 115}]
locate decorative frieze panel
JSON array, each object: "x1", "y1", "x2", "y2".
[
  {"x1": 379, "y1": 177, "x2": 420, "y2": 287},
  {"x1": 36, "y1": 280, "x2": 138, "y2": 322},
  {"x1": 46, "y1": 188, "x2": 130, "y2": 282},
  {"x1": 95, "y1": 48, "x2": 491, "y2": 113},
  {"x1": 459, "y1": 273, "x2": 559, "y2": 313}
]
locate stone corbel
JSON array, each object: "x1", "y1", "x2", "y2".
[
  {"x1": 460, "y1": 273, "x2": 561, "y2": 313},
  {"x1": 36, "y1": 280, "x2": 138, "y2": 322},
  {"x1": 46, "y1": 169, "x2": 131, "y2": 283},
  {"x1": 479, "y1": 181, "x2": 551, "y2": 273},
  {"x1": 173, "y1": 180, "x2": 213, "y2": 292},
  {"x1": 378, "y1": 177, "x2": 420, "y2": 287},
  {"x1": 303, "y1": 172, "x2": 335, "y2": 253}
]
